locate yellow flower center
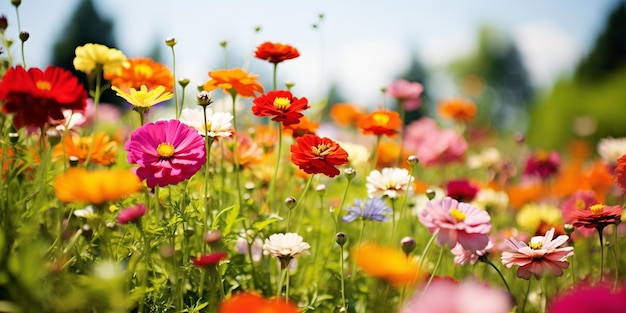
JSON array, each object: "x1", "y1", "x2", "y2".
[
  {"x1": 590, "y1": 204, "x2": 605, "y2": 214},
  {"x1": 273, "y1": 97, "x2": 291, "y2": 110},
  {"x1": 449, "y1": 208, "x2": 466, "y2": 222},
  {"x1": 135, "y1": 64, "x2": 154, "y2": 77},
  {"x1": 372, "y1": 113, "x2": 390, "y2": 125},
  {"x1": 311, "y1": 143, "x2": 334, "y2": 157},
  {"x1": 156, "y1": 143, "x2": 175, "y2": 159},
  {"x1": 133, "y1": 89, "x2": 151, "y2": 107},
  {"x1": 36, "y1": 80, "x2": 51, "y2": 91},
  {"x1": 529, "y1": 241, "x2": 542, "y2": 250}
]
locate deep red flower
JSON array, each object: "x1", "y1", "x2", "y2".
[
  {"x1": 615, "y1": 154, "x2": 626, "y2": 192},
  {"x1": 523, "y1": 150, "x2": 561, "y2": 179},
  {"x1": 193, "y1": 251, "x2": 228, "y2": 268},
  {"x1": 571, "y1": 204, "x2": 622, "y2": 230},
  {"x1": 254, "y1": 42, "x2": 300, "y2": 64},
  {"x1": 0, "y1": 66, "x2": 87, "y2": 129},
  {"x1": 290, "y1": 134, "x2": 349, "y2": 178},
  {"x1": 445, "y1": 179, "x2": 480, "y2": 202},
  {"x1": 252, "y1": 90, "x2": 309, "y2": 126}
]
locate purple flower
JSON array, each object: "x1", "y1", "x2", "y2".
[
  {"x1": 343, "y1": 198, "x2": 392, "y2": 223},
  {"x1": 418, "y1": 196, "x2": 492, "y2": 251},
  {"x1": 125, "y1": 119, "x2": 205, "y2": 188},
  {"x1": 387, "y1": 79, "x2": 424, "y2": 111},
  {"x1": 116, "y1": 204, "x2": 147, "y2": 225}
]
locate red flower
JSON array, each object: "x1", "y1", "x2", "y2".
[
  {"x1": 219, "y1": 292, "x2": 299, "y2": 313},
  {"x1": 615, "y1": 154, "x2": 626, "y2": 192},
  {"x1": 523, "y1": 150, "x2": 561, "y2": 179},
  {"x1": 571, "y1": 204, "x2": 622, "y2": 230},
  {"x1": 193, "y1": 251, "x2": 228, "y2": 268},
  {"x1": 252, "y1": 90, "x2": 309, "y2": 126},
  {"x1": 0, "y1": 66, "x2": 87, "y2": 129},
  {"x1": 290, "y1": 134, "x2": 349, "y2": 178},
  {"x1": 445, "y1": 179, "x2": 480, "y2": 202},
  {"x1": 357, "y1": 109, "x2": 402, "y2": 138},
  {"x1": 116, "y1": 204, "x2": 147, "y2": 225},
  {"x1": 254, "y1": 42, "x2": 300, "y2": 64}
]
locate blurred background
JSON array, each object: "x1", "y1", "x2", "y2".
[{"x1": 1, "y1": 0, "x2": 625, "y2": 150}]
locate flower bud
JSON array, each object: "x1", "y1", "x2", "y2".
[
  {"x1": 335, "y1": 232, "x2": 347, "y2": 247},
  {"x1": 165, "y1": 37, "x2": 177, "y2": 47},
  {"x1": 514, "y1": 132, "x2": 525, "y2": 144},
  {"x1": 8, "y1": 132, "x2": 19, "y2": 144},
  {"x1": 204, "y1": 230, "x2": 223, "y2": 244},
  {"x1": 401, "y1": 236, "x2": 416, "y2": 255},
  {"x1": 184, "y1": 226, "x2": 195, "y2": 238},
  {"x1": 315, "y1": 184, "x2": 326, "y2": 195},
  {"x1": 563, "y1": 223, "x2": 574, "y2": 236},
  {"x1": 0, "y1": 15, "x2": 8, "y2": 32},
  {"x1": 344, "y1": 168, "x2": 356, "y2": 180},
  {"x1": 178, "y1": 78, "x2": 190, "y2": 88},
  {"x1": 285, "y1": 80, "x2": 295, "y2": 90},
  {"x1": 11, "y1": 0, "x2": 21, "y2": 8},
  {"x1": 254, "y1": 25, "x2": 261, "y2": 33},
  {"x1": 407, "y1": 155, "x2": 419, "y2": 166},
  {"x1": 69, "y1": 156, "x2": 80, "y2": 167},
  {"x1": 425, "y1": 189, "x2": 436, "y2": 200},
  {"x1": 19, "y1": 31, "x2": 29, "y2": 42},
  {"x1": 196, "y1": 91, "x2": 213, "y2": 107},
  {"x1": 220, "y1": 40, "x2": 227, "y2": 48},
  {"x1": 284, "y1": 197, "x2": 297, "y2": 210}
]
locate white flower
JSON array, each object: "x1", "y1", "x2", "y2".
[
  {"x1": 597, "y1": 137, "x2": 626, "y2": 165},
  {"x1": 467, "y1": 147, "x2": 501, "y2": 169},
  {"x1": 338, "y1": 141, "x2": 369, "y2": 168},
  {"x1": 262, "y1": 232, "x2": 310, "y2": 258},
  {"x1": 180, "y1": 107, "x2": 233, "y2": 138},
  {"x1": 73, "y1": 206, "x2": 97, "y2": 219},
  {"x1": 366, "y1": 167, "x2": 412, "y2": 199}
]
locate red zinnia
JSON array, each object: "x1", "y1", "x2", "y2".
[
  {"x1": 357, "y1": 109, "x2": 403, "y2": 138},
  {"x1": 193, "y1": 252, "x2": 228, "y2": 268},
  {"x1": 290, "y1": 134, "x2": 349, "y2": 178},
  {"x1": 252, "y1": 90, "x2": 309, "y2": 126},
  {"x1": 445, "y1": 179, "x2": 480, "y2": 202},
  {"x1": 254, "y1": 42, "x2": 300, "y2": 64},
  {"x1": 0, "y1": 66, "x2": 87, "y2": 129},
  {"x1": 571, "y1": 204, "x2": 622, "y2": 230}
]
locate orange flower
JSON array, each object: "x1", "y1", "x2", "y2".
[
  {"x1": 204, "y1": 68, "x2": 264, "y2": 98},
  {"x1": 218, "y1": 292, "x2": 298, "y2": 313},
  {"x1": 290, "y1": 134, "x2": 349, "y2": 178},
  {"x1": 223, "y1": 132, "x2": 264, "y2": 167},
  {"x1": 283, "y1": 115, "x2": 319, "y2": 138},
  {"x1": 104, "y1": 57, "x2": 174, "y2": 92},
  {"x1": 254, "y1": 41, "x2": 300, "y2": 64},
  {"x1": 352, "y1": 243, "x2": 424, "y2": 287},
  {"x1": 330, "y1": 102, "x2": 365, "y2": 127},
  {"x1": 53, "y1": 132, "x2": 117, "y2": 166},
  {"x1": 438, "y1": 97, "x2": 477, "y2": 122},
  {"x1": 507, "y1": 183, "x2": 544, "y2": 209},
  {"x1": 251, "y1": 124, "x2": 278, "y2": 151},
  {"x1": 357, "y1": 109, "x2": 402, "y2": 137},
  {"x1": 375, "y1": 140, "x2": 401, "y2": 168},
  {"x1": 553, "y1": 160, "x2": 614, "y2": 202},
  {"x1": 54, "y1": 168, "x2": 141, "y2": 204}
]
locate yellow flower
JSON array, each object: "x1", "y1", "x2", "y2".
[
  {"x1": 352, "y1": 243, "x2": 424, "y2": 287},
  {"x1": 54, "y1": 168, "x2": 141, "y2": 204},
  {"x1": 73, "y1": 43, "x2": 126, "y2": 74},
  {"x1": 111, "y1": 85, "x2": 173, "y2": 108},
  {"x1": 516, "y1": 203, "x2": 563, "y2": 233}
]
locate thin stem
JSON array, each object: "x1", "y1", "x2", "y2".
[
  {"x1": 335, "y1": 177, "x2": 354, "y2": 230},
  {"x1": 268, "y1": 122, "x2": 283, "y2": 212},
  {"x1": 272, "y1": 63, "x2": 278, "y2": 91},
  {"x1": 339, "y1": 245, "x2": 347, "y2": 311},
  {"x1": 613, "y1": 223, "x2": 620, "y2": 291},
  {"x1": 421, "y1": 246, "x2": 444, "y2": 294},
  {"x1": 202, "y1": 106, "x2": 214, "y2": 253},
  {"x1": 229, "y1": 90, "x2": 243, "y2": 210},
  {"x1": 169, "y1": 45, "x2": 180, "y2": 119},
  {"x1": 137, "y1": 223, "x2": 150, "y2": 313},
  {"x1": 370, "y1": 136, "x2": 381, "y2": 170},
  {"x1": 84, "y1": 67, "x2": 103, "y2": 168},
  {"x1": 351, "y1": 220, "x2": 367, "y2": 281},
  {"x1": 418, "y1": 230, "x2": 439, "y2": 272},
  {"x1": 291, "y1": 175, "x2": 315, "y2": 212},
  {"x1": 520, "y1": 277, "x2": 532, "y2": 313},
  {"x1": 598, "y1": 226, "x2": 605, "y2": 282},
  {"x1": 20, "y1": 39, "x2": 26, "y2": 68},
  {"x1": 393, "y1": 162, "x2": 416, "y2": 243},
  {"x1": 277, "y1": 264, "x2": 288, "y2": 299},
  {"x1": 480, "y1": 256, "x2": 513, "y2": 297}
]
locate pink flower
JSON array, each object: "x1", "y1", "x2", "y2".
[
  {"x1": 116, "y1": 204, "x2": 147, "y2": 224},
  {"x1": 548, "y1": 283, "x2": 626, "y2": 313},
  {"x1": 523, "y1": 150, "x2": 561, "y2": 179},
  {"x1": 560, "y1": 190, "x2": 598, "y2": 237},
  {"x1": 418, "y1": 196, "x2": 492, "y2": 251},
  {"x1": 125, "y1": 119, "x2": 206, "y2": 188},
  {"x1": 400, "y1": 279, "x2": 513, "y2": 313},
  {"x1": 403, "y1": 118, "x2": 467, "y2": 167},
  {"x1": 501, "y1": 228, "x2": 574, "y2": 280},
  {"x1": 451, "y1": 241, "x2": 493, "y2": 266},
  {"x1": 387, "y1": 79, "x2": 424, "y2": 111}
]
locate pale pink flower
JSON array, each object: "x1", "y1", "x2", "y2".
[
  {"x1": 400, "y1": 278, "x2": 513, "y2": 313},
  {"x1": 451, "y1": 241, "x2": 493, "y2": 265},
  {"x1": 387, "y1": 79, "x2": 424, "y2": 111},
  {"x1": 501, "y1": 228, "x2": 574, "y2": 280},
  {"x1": 403, "y1": 118, "x2": 467, "y2": 167},
  {"x1": 418, "y1": 196, "x2": 492, "y2": 251}
]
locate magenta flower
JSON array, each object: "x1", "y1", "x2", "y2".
[
  {"x1": 523, "y1": 150, "x2": 561, "y2": 179},
  {"x1": 418, "y1": 196, "x2": 492, "y2": 251},
  {"x1": 548, "y1": 283, "x2": 626, "y2": 313},
  {"x1": 116, "y1": 204, "x2": 147, "y2": 225},
  {"x1": 125, "y1": 119, "x2": 206, "y2": 188},
  {"x1": 387, "y1": 79, "x2": 424, "y2": 111},
  {"x1": 501, "y1": 228, "x2": 574, "y2": 280},
  {"x1": 193, "y1": 251, "x2": 228, "y2": 268},
  {"x1": 403, "y1": 118, "x2": 467, "y2": 167},
  {"x1": 446, "y1": 179, "x2": 480, "y2": 202}
]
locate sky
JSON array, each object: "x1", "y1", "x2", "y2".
[{"x1": 0, "y1": 0, "x2": 620, "y2": 106}]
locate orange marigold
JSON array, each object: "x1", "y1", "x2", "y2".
[
  {"x1": 283, "y1": 115, "x2": 319, "y2": 138},
  {"x1": 438, "y1": 97, "x2": 477, "y2": 122},
  {"x1": 357, "y1": 109, "x2": 402, "y2": 137},
  {"x1": 104, "y1": 57, "x2": 174, "y2": 92},
  {"x1": 54, "y1": 168, "x2": 141, "y2": 204},
  {"x1": 330, "y1": 102, "x2": 365, "y2": 127},
  {"x1": 352, "y1": 243, "x2": 424, "y2": 287},
  {"x1": 218, "y1": 292, "x2": 298, "y2": 313},
  {"x1": 254, "y1": 41, "x2": 300, "y2": 64},
  {"x1": 53, "y1": 132, "x2": 117, "y2": 166},
  {"x1": 204, "y1": 68, "x2": 264, "y2": 98}
]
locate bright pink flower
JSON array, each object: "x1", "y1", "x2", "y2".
[
  {"x1": 125, "y1": 119, "x2": 205, "y2": 188},
  {"x1": 446, "y1": 179, "x2": 480, "y2": 202},
  {"x1": 548, "y1": 283, "x2": 626, "y2": 313},
  {"x1": 451, "y1": 241, "x2": 493, "y2": 266},
  {"x1": 387, "y1": 79, "x2": 424, "y2": 111},
  {"x1": 403, "y1": 118, "x2": 467, "y2": 167},
  {"x1": 116, "y1": 204, "x2": 147, "y2": 225},
  {"x1": 418, "y1": 196, "x2": 492, "y2": 251},
  {"x1": 193, "y1": 252, "x2": 228, "y2": 268},
  {"x1": 501, "y1": 228, "x2": 574, "y2": 280},
  {"x1": 400, "y1": 279, "x2": 513, "y2": 313},
  {"x1": 523, "y1": 150, "x2": 561, "y2": 179}
]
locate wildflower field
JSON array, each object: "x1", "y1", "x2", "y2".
[{"x1": 1, "y1": 1, "x2": 626, "y2": 313}]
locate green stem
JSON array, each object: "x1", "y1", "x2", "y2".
[
  {"x1": 202, "y1": 106, "x2": 214, "y2": 253},
  {"x1": 480, "y1": 256, "x2": 513, "y2": 297},
  {"x1": 418, "y1": 230, "x2": 439, "y2": 273},
  {"x1": 393, "y1": 162, "x2": 416, "y2": 243},
  {"x1": 351, "y1": 220, "x2": 367, "y2": 281},
  {"x1": 229, "y1": 90, "x2": 243, "y2": 210},
  {"x1": 277, "y1": 265, "x2": 288, "y2": 299},
  {"x1": 290, "y1": 175, "x2": 314, "y2": 212},
  {"x1": 169, "y1": 45, "x2": 180, "y2": 119},
  {"x1": 339, "y1": 245, "x2": 347, "y2": 311},
  {"x1": 370, "y1": 136, "x2": 381, "y2": 169},
  {"x1": 598, "y1": 226, "x2": 604, "y2": 282},
  {"x1": 268, "y1": 122, "x2": 283, "y2": 213},
  {"x1": 20, "y1": 39, "x2": 26, "y2": 68},
  {"x1": 272, "y1": 63, "x2": 278, "y2": 91},
  {"x1": 613, "y1": 223, "x2": 620, "y2": 291},
  {"x1": 520, "y1": 277, "x2": 532, "y2": 313},
  {"x1": 137, "y1": 222, "x2": 150, "y2": 313},
  {"x1": 421, "y1": 246, "x2": 444, "y2": 294},
  {"x1": 84, "y1": 66, "x2": 103, "y2": 168}
]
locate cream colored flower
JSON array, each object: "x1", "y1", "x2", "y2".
[
  {"x1": 467, "y1": 147, "x2": 501, "y2": 169},
  {"x1": 337, "y1": 141, "x2": 369, "y2": 168},
  {"x1": 73, "y1": 43, "x2": 125, "y2": 74},
  {"x1": 180, "y1": 107, "x2": 233, "y2": 138},
  {"x1": 262, "y1": 232, "x2": 310, "y2": 258},
  {"x1": 366, "y1": 167, "x2": 412, "y2": 199},
  {"x1": 597, "y1": 137, "x2": 626, "y2": 165},
  {"x1": 111, "y1": 85, "x2": 173, "y2": 108},
  {"x1": 471, "y1": 188, "x2": 509, "y2": 212}
]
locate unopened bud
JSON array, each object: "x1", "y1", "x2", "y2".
[
  {"x1": 11, "y1": 0, "x2": 21, "y2": 8},
  {"x1": 344, "y1": 168, "x2": 356, "y2": 180},
  {"x1": 407, "y1": 155, "x2": 419, "y2": 166},
  {"x1": 0, "y1": 15, "x2": 8, "y2": 32},
  {"x1": 196, "y1": 91, "x2": 213, "y2": 107},
  {"x1": 69, "y1": 156, "x2": 80, "y2": 167},
  {"x1": 285, "y1": 81, "x2": 295, "y2": 90},
  {"x1": 254, "y1": 26, "x2": 261, "y2": 33},
  {"x1": 335, "y1": 232, "x2": 347, "y2": 247},
  {"x1": 563, "y1": 224, "x2": 574, "y2": 236},
  {"x1": 315, "y1": 184, "x2": 326, "y2": 194},
  {"x1": 204, "y1": 230, "x2": 223, "y2": 244},
  {"x1": 165, "y1": 37, "x2": 177, "y2": 47},
  {"x1": 8, "y1": 132, "x2": 19, "y2": 144},
  {"x1": 425, "y1": 189, "x2": 436, "y2": 201},
  {"x1": 178, "y1": 78, "x2": 190, "y2": 88},
  {"x1": 284, "y1": 197, "x2": 297, "y2": 210},
  {"x1": 19, "y1": 31, "x2": 29, "y2": 42},
  {"x1": 401, "y1": 237, "x2": 416, "y2": 255},
  {"x1": 185, "y1": 226, "x2": 195, "y2": 238},
  {"x1": 220, "y1": 40, "x2": 227, "y2": 48}
]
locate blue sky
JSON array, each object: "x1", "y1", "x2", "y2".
[{"x1": 0, "y1": 0, "x2": 620, "y2": 105}]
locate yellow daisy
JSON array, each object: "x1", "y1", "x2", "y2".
[
  {"x1": 111, "y1": 85, "x2": 173, "y2": 108},
  {"x1": 73, "y1": 43, "x2": 126, "y2": 74}
]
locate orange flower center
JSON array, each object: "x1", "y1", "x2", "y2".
[
  {"x1": 311, "y1": 143, "x2": 334, "y2": 157},
  {"x1": 156, "y1": 143, "x2": 175, "y2": 159},
  {"x1": 273, "y1": 97, "x2": 291, "y2": 110},
  {"x1": 590, "y1": 204, "x2": 605, "y2": 214},
  {"x1": 449, "y1": 208, "x2": 466, "y2": 222},
  {"x1": 372, "y1": 113, "x2": 390, "y2": 125},
  {"x1": 36, "y1": 80, "x2": 51, "y2": 91}
]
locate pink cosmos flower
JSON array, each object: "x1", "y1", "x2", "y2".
[
  {"x1": 116, "y1": 204, "x2": 147, "y2": 225},
  {"x1": 501, "y1": 228, "x2": 574, "y2": 280},
  {"x1": 418, "y1": 196, "x2": 492, "y2": 251},
  {"x1": 400, "y1": 278, "x2": 513, "y2": 313},
  {"x1": 387, "y1": 79, "x2": 424, "y2": 111},
  {"x1": 548, "y1": 283, "x2": 626, "y2": 313},
  {"x1": 451, "y1": 241, "x2": 493, "y2": 266},
  {"x1": 125, "y1": 119, "x2": 206, "y2": 188},
  {"x1": 403, "y1": 118, "x2": 467, "y2": 167}
]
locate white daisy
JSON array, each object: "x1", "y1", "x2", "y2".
[
  {"x1": 366, "y1": 167, "x2": 412, "y2": 199},
  {"x1": 180, "y1": 107, "x2": 233, "y2": 138},
  {"x1": 597, "y1": 137, "x2": 626, "y2": 165},
  {"x1": 262, "y1": 232, "x2": 310, "y2": 259}
]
